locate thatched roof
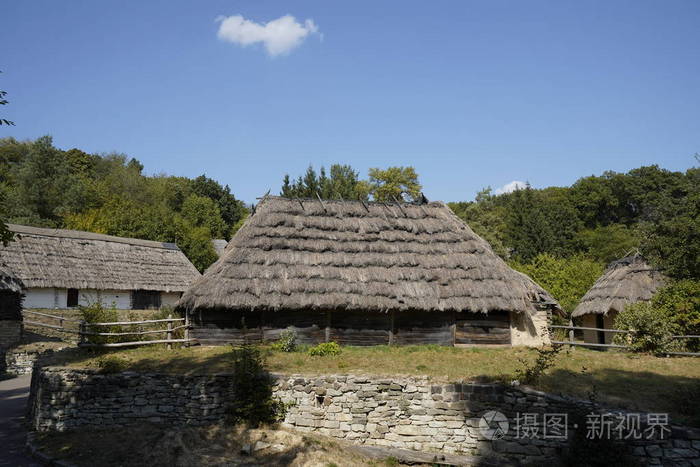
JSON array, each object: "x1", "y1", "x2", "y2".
[
  {"x1": 179, "y1": 197, "x2": 561, "y2": 314},
  {"x1": 572, "y1": 254, "x2": 667, "y2": 317},
  {"x1": 0, "y1": 262, "x2": 23, "y2": 294},
  {"x1": 0, "y1": 224, "x2": 200, "y2": 292}
]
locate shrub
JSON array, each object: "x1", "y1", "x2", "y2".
[
  {"x1": 514, "y1": 344, "x2": 565, "y2": 385},
  {"x1": 308, "y1": 342, "x2": 341, "y2": 357},
  {"x1": 613, "y1": 302, "x2": 680, "y2": 353},
  {"x1": 652, "y1": 280, "x2": 700, "y2": 351},
  {"x1": 228, "y1": 345, "x2": 285, "y2": 427},
  {"x1": 271, "y1": 329, "x2": 298, "y2": 352},
  {"x1": 79, "y1": 302, "x2": 122, "y2": 344}
]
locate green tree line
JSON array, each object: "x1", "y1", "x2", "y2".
[{"x1": 0, "y1": 136, "x2": 247, "y2": 271}]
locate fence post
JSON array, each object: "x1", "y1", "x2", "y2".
[
  {"x1": 79, "y1": 320, "x2": 86, "y2": 347},
  {"x1": 184, "y1": 311, "x2": 190, "y2": 346},
  {"x1": 568, "y1": 319, "x2": 574, "y2": 347},
  {"x1": 167, "y1": 313, "x2": 173, "y2": 350}
]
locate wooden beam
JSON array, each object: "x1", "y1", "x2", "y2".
[
  {"x1": 316, "y1": 192, "x2": 327, "y2": 212},
  {"x1": 391, "y1": 195, "x2": 408, "y2": 217}
]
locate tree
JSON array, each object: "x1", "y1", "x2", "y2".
[
  {"x1": 510, "y1": 253, "x2": 605, "y2": 316},
  {"x1": 191, "y1": 175, "x2": 247, "y2": 233},
  {"x1": 448, "y1": 187, "x2": 510, "y2": 258},
  {"x1": 368, "y1": 166, "x2": 421, "y2": 202},
  {"x1": 180, "y1": 194, "x2": 227, "y2": 239},
  {"x1": 573, "y1": 224, "x2": 640, "y2": 264},
  {"x1": 505, "y1": 185, "x2": 555, "y2": 261},
  {"x1": 640, "y1": 167, "x2": 700, "y2": 279},
  {"x1": 280, "y1": 164, "x2": 370, "y2": 200}
]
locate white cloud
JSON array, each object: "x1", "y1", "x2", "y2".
[
  {"x1": 495, "y1": 180, "x2": 527, "y2": 195},
  {"x1": 216, "y1": 14, "x2": 320, "y2": 56}
]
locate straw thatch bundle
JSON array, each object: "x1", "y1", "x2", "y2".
[
  {"x1": 180, "y1": 197, "x2": 560, "y2": 314},
  {"x1": 0, "y1": 224, "x2": 200, "y2": 292},
  {"x1": 572, "y1": 254, "x2": 667, "y2": 317}
]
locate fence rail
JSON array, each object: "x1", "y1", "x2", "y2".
[
  {"x1": 21, "y1": 310, "x2": 193, "y2": 349},
  {"x1": 549, "y1": 324, "x2": 700, "y2": 356}
]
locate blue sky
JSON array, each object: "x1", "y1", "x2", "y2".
[{"x1": 2, "y1": 0, "x2": 699, "y2": 203}]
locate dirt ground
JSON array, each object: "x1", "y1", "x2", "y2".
[{"x1": 35, "y1": 424, "x2": 422, "y2": 467}]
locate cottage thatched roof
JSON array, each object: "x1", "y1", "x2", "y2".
[
  {"x1": 0, "y1": 262, "x2": 23, "y2": 294},
  {"x1": 0, "y1": 224, "x2": 200, "y2": 292},
  {"x1": 572, "y1": 254, "x2": 667, "y2": 317},
  {"x1": 179, "y1": 197, "x2": 561, "y2": 314}
]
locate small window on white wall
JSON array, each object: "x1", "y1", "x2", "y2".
[
  {"x1": 132, "y1": 290, "x2": 162, "y2": 310},
  {"x1": 67, "y1": 289, "x2": 79, "y2": 308}
]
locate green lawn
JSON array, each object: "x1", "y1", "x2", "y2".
[{"x1": 42, "y1": 344, "x2": 700, "y2": 426}]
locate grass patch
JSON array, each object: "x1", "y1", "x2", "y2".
[{"x1": 41, "y1": 344, "x2": 700, "y2": 426}]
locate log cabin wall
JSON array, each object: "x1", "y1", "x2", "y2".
[{"x1": 191, "y1": 309, "x2": 519, "y2": 346}]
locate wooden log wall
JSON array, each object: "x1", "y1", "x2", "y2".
[
  {"x1": 455, "y1": 311, "x2": 511, "y2": 345},
  {"x1": 191, "y1": 309, "x2": 513, "y2": 346}
]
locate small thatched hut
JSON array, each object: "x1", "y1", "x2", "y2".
[
  {"x1": 179, "y1": 197, "x2": 561, "y2": 347},
  {"x1": 0, "y1": 262, "x2": 24, "y2": 348},
  {"x1": 572, "y1": 254, "x2": 667, "y2": 345},
  {"x1": 0, "y1": 224, "x2": 201, "y2": 310}
]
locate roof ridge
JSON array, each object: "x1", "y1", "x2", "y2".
[
  {"x1": 7, "y1": 224, "x2": 180, "y2": 251},
  {"x1": 258, "y1": 195, "x2": 443, "y2": 207}
]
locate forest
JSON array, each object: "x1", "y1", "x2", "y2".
[
  {"x1": 0, "y1": 136, "x2": 247, "y2": 271},
  {"x1": 1, "y1": 136, "x2": 698, "y2": 338}
]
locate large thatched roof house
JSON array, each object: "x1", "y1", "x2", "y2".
[
  {"x1": 0, "y1": 224, "x2": 200, "y2": 310},
  {"x1": 0, "y1": 262, "x2": 24, "y2": 348},
  {"x1": 179, "y1": 197, "x2": 560, "y2": 347},
  {"x1": 572, "y1": 254, "x2": 667, "y2": 345}
]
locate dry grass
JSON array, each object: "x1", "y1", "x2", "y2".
[{"x1": 43, "y1": 344, "x2": 700, "y2": 426}]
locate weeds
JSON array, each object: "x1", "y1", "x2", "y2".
[
  {"x1": 308, "y1": 342, "x2": 341, "y2": 357},
  {"x1": 514, "y1": 344, "x2": 566, "y2": 385},
  {"x1": 271, "y1": 329, "x2": 298, "y2": 352}
]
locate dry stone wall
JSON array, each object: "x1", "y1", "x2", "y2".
[{"x1": 29, "y1": 368, "x2": 700, "y2": 466}]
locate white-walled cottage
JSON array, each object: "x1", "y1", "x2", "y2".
[{"x1": 1, "y1": 224, "x2": 200, "y2": 310}]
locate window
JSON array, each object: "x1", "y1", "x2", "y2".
[
  {"x1": 67, "y1": 289, "x2": 79, "y2": 308},
  {"x1": 131, "y1": 290, "x2": 162, "y2": 310}
]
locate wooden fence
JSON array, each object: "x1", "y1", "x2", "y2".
[
  {"x1": 22, "y1": 310, "x2": 194, "y2": 349},
  {"x1": 549, "y1": 324, "x2": 700, "y2": 357}
]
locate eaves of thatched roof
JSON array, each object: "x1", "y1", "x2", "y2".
[
  {"x1": 571, "y1": 254, "x2": 667, "y2": 317},
  {"x1": 0, "y1": 263, "x2": 24, "y2": 294},
  {"x1": 0, "y1": 224, "x2": 201, "y2": 292},
  {"x1": 179, "y1": 196, "x2": 562, "y2": 314}
]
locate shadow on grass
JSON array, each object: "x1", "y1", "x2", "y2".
[{"x1": 541, "y1": 367, "x2": 700, "y2": 427}]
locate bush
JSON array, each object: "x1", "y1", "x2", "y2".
[
  {"x1": 79, "y1": 302, "x2": 122, "y2": 344},
  {"x1": 271, "y1": 329, "x2": 298, "y2": 352},
  {"x1": 613, "y1": 302, "x2": 680, "y2": 353},
  {"x1": 228, "y1": 345, "x2": 285, "y2": 427},
  {"x1": 652, "y1": 280, "x2": 700, "y2": 351},
  {"x1": 308, "y1": 342, "x2": 341, "y2": 357}
]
